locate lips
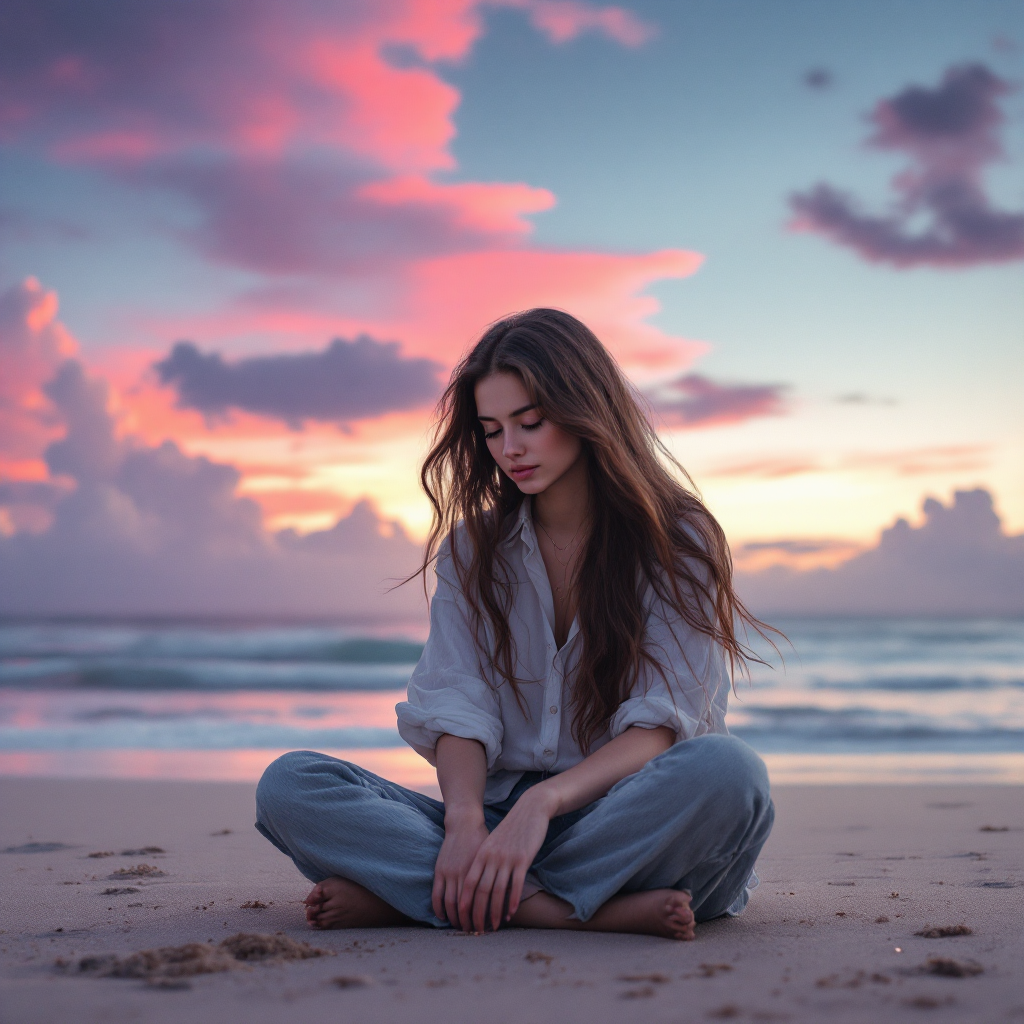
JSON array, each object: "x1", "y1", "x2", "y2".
[{"x1": 509, "y1": 464, "x2": 538, "y2": 480}]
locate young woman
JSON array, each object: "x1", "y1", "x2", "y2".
[{"x1": 256, "y1": 308, "x2": 775, "y2": 940}]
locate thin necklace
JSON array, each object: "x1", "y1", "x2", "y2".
[{"x1": 535, "y1": 517, "x2": 586, "y2": 576}]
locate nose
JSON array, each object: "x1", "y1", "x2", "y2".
[{"x1": 503, "y1": 428, "x2": 525, "y2": 459}]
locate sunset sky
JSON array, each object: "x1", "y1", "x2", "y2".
[{"x1": 1, "y1": 0, "x2": 1022, "y2": 608}]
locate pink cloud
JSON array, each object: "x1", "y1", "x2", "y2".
[
  {"x1": 385, "y1": 248, "x2": 707, "y2": 368},
  {"x1": 1, "y1": 0, "x2": 649, "y2": 287},
  {"x1": 2, "y1": 0, "x2": 680, "y2": 375},
  {"x1": 702, "y1": 445, "x2": 993, "y2": 481},
  {"x1": 359, "y1": 176, "x2": 556, "y2": 237},
  {"x1": 0, "y1": 278, "x2": 78, "y2": 463},
  {"x1": 4, "y1": 0, "x2": 696, "y2": 479},
  {"x1": 115, "y1": 246, "x2": 707, "y2": 377},
  {"x1": 494, "y1": 0, "x2": 655, "y2": 46},
  {"x1": 153, "y1": 161, "x2": 555, "y2": 277},
  {"x1": 2, "y1": 0, "x2": 649, "y2": 171}
]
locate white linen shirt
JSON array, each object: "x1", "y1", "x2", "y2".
[{"x1": 396, "y1": 499, "x2": 731, "y2": 805}]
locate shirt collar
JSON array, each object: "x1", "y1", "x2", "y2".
[{"x1": 500, "y1": 497, "x2": 536, "y2": 552}]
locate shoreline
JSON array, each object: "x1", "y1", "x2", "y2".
[
  {"x1": 1, "y1": 776, "x2": 1021, "y2": 1023},
  {"x1": 2, "y1": 748, "x2": 1023, "y2": 789}
]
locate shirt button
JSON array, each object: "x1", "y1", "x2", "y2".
[
  {"x1": 549, "y1": 706, "x2": 557, "y2": 714},
  {"x1": 544, "y1": 749, "x2": 553, "y2": 755}
]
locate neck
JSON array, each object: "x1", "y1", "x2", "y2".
[{"x1": 532, "y1": 454, "x2": 590, "y2": 535}]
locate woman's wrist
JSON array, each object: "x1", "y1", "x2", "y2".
[
  {"x1": 443, "y1": 802, "x2": 486, "y2": 830},
  {"x1": 520, "y1": 780, "x2": 562, "y2": 820}
]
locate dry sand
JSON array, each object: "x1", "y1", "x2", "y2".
[{"x1": 0, "y1": 775, "x2": 1021, "y2": 1024}]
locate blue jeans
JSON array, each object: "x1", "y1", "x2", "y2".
[{"x1": 255, "y1": 733, "x2": 774, "y2": 926}]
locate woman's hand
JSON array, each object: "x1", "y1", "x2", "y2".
[
  {"x1": 432, "y1": 809, "x2": 490, "y2": 930},
  {"x1": 460, "y1": 784, "x2": 557, "y2": 934},
  {"x1": 433, "y1": 735, "x2": 489, "y2": 929}
]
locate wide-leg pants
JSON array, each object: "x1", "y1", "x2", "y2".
[{"x1": 255, "y1": 732, "x2": 774, "y2": 926}]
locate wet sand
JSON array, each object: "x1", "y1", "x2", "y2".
[{"x1": 0, "y1": 776, "x2": 1021, "y2": 1023}]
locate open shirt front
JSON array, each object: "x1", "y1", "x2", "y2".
[{"x1": 396, "y1": 498, "x2": 732, "y2": 805}]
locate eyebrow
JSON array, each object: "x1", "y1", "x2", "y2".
[{"x1": 477, "y1": 403, "x2": 537, "y2": 421}]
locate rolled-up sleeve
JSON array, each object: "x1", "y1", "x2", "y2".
[
  {"x1": 609, "y1": 591, "x2": 729, "y2": 742},
  {"x1": 396, "y1": 549, "x2": 504, "y2": 768}
]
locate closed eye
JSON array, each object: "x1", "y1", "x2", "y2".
[{"x1": 480, "y1": 417, "x2": 543, "y2": 440}]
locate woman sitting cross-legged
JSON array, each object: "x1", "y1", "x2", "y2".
[{"x1": 255, "y1": 308, "x2": 776, "y2": 939}]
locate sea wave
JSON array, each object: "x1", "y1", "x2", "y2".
[
  {"x1": 0, "y1": 722, "x2": 404, "y2": 751},
  {"x1": 807, "y1": 674, "x2": 1024, "y2": 692},
  {"x1": 2, "y1": 617, "x2": 1023, "y2": 758},
  {"x1": 0, "y1": 658, "x2": 416, "y2": 690},
  {"x1": 729, "y1": 703, "x2": 1024, "y2": 752},
  {"x1": 0, "y1": 623, "x2": 424, "y2": 664}
]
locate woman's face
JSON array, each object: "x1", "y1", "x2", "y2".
[{"x1": 474, "y1": 372, "x2": 584, "y2": 495}]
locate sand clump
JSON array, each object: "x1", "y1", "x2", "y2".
[
  {"x1": 220, "y1": 932, "x2": 326, "y2": 962},
  {"x1": 693, "y1": 963, "x2": 733, "y2": 978},
  {"x1": 921, "y1": 956, "x2": 984, "y2": 978},
  {"x1": 915, "y1": 924, "x2": 973, "y2": 938},
  {"x1": 108, "y1": 864, "x2": 166, "y2": 879},
  {"x1": 77, "y1": 943, "x2": 237, "y2": 980},
  {"x1": 816, "y1": 971, "x2": 891, "y2": 989},
  {"x1": 72, "y1": 933, "x2": 330, "y2": 981}
]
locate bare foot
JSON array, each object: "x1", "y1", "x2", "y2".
[
  {"x1": 304, "y1": 876, "x2": 412, "y2": 929},
  {"x1": 510, "y1": 888, "x2": 695, "y2": 940}
]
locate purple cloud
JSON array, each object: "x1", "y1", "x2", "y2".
[
  {"x1": 154, "y1": 337, "x2": 443, "y2": 427},
  {"x1": 0, "y1": 361, "x2": 424, "y2": 619},
  {"x1": 151, "y1": 160, "x2": 530, "y2": 276},
  {"x1": 803, "y1": 68, "x2": 833, "y2": 91},
  {"x1": 737, "y1": 489, "x2": 1024, "y2": 616},
  {"x1": 645, "y1": 374, "x2": 788, "y2": 429},
  {"x1": 0, "y1": 1, "x2": 562, "y2": 278},
  {"x1": 790, "y1": 63, "x2": 1024, "y2": 268}
]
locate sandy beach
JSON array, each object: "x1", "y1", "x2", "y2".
[{"x1": 1, "y1": 775, "x2": 1021, "y2": 1024}]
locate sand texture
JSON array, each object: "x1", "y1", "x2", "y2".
[{"x1": 0, "y1": 776, "x2": 1021, "y2": 1023}]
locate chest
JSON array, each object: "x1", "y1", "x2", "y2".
[{"x1": 536, "y1": 537, "x2": 581, "y2": 649}]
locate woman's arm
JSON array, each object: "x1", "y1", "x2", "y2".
[
  {"x1": 459, "y1": 724, "x2": 674, "y2": 933},
  {"x1": 432, "y1": 734, "x2": 490, "y2": 930},
  {"x1": 523, "y1": 723, "x2": 674, "y2": 818}
]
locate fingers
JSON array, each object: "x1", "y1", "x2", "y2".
[
  {"x1": 431, "y1": 870, "x2": 446, "y2": 923},
  {"x1": 445, "y1": 877, "x2": 462, "y2": 931},
  {"x1": 507, "y1": 864, "x2": 527, "y2": 921},
  {"x1": 489, "y1": 865, "x2": 511, "y2": 933},
  {"x1": 459, "y1": 856, "x2": 485, "y2": 932},
  {"x1": 470, "y1": 860, "x2": 498, "y2": 935}
]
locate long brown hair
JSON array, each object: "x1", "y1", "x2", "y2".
[{"x1": 417, "y1": 308, "x2": 774, "y2": 751}]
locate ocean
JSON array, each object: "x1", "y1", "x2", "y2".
[{"x1": 1, "y1": 617, "x2": 1022, "y2": 788}]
